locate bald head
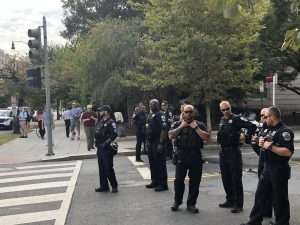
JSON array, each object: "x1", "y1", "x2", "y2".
[
  {"x1": 183, "y1": 104, "x2": 194, "y2": 112},
  {"x1": 219, "y1": 100, "x2": 231, "y2": 108},
  {"x1": 219, "y1": 100, "x2": 232, "y2": 118}
]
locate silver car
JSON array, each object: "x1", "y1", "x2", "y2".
[{"x1": 0, "y1": 109, "x2": 13, "y2": 130}]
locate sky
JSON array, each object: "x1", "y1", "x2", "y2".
[{"x1": 0, "y1": 0, "x2": 67, "y2": 56}]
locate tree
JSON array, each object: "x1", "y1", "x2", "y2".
[
  {"x1": 61, "y1": 0, "x2": 146, "y2": 40},
  {"x1": 124, "y1": 0, "x2": 265, "y2": 129}
]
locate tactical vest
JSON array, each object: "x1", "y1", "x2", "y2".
[
  {"x1": 217, "y1": 115, "x2": 240, "y2": 147},
  {"x1": 175, "y1": 126, "x2": 204, "y2": 151}
]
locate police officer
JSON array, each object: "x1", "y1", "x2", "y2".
[
  {"x1": 241, "y1": 106, "x2": 294, "y2": 225},
  {"x1": 169, "y1": 104, "x2": 209, "y2": 213},
  {"x1": 145, "y1": 99, "x2": 168, "y2": 192},
  {"x1": 250, "y1": 108, "x2": 273, "y2": 219},
  {"x1": 218, "y1": 100, "x2": 256, "y2": 213},
  {"x1": 94, "y1": 105, "x2": 118, "y2": 193},
  {"x1": 132, "y1": 104, "x2": 147, "y2": 162},
  {"x1": 161, "y1": 100, "x2": 174, "y2": 159}
]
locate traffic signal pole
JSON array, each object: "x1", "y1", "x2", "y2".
[{"x1": 43, "y1": 16, "x2": 54, "y2": 156}]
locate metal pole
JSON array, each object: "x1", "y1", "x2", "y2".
[
  {"x1": 272, "y1": 73, "x2": 277, "y2": 106},
  {"x1": 43, "y1": 16, "x2": 54, "y2": 156}
]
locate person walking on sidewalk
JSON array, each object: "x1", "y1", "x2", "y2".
[
  {"x1": 81, "y1": 105, "x2": 97, "y2": 151},
  {"x1": 37, "y1": 109, "x2": 46, "y2": 139},
  {"x1": 217, "y1": 100, "x2": 256, "y2": 213},
  {"x1": 18, "y1": 107, "x2": 29, "y2": 138},
  {"x1": 169, "y1": 104, "x2": 209, "y2": 213},
  {"x1": 241, "y1": 106, "x2": 294, "y2": 225},
  {"x1": 95, "y1": 105, "x2": 118, "y2": 193},
  {"x1": 70, "y1": 102, "x2": 83, "y2": 140},
  {"x1": 62, "y1": 107, "x2": 72, "y2": 138},
  {"x1": 145, "y1": 99, "x2": 169, "y2": 192}
]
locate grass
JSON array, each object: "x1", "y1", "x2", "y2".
[{"x1": 0, "y1": 132, "x2": 18, "y2": 146}]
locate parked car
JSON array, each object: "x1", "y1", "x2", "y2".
[{"x1": 0, "y1": 109, "x2": 13, "y2": 130}]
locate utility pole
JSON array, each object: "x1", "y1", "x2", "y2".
[
  {"x1": 43, "y1": 16, "x2": 54, "y2": 156},
  {"x1": 28, "y1": 16, "x2": 54, "y2": 156}
]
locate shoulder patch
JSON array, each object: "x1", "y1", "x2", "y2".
[{"x1": 282, "y1": 132, "x2": 291, "y2": 142}]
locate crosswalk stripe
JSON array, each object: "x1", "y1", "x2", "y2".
[
  {"x1": 54, "y1": 160, "x2": 82, "y2": 225},
  {"x1": 0, "y1": 210, "x2": 59, "y2": 225},
  {"x1": 0, "y1": 167, "x2": 74, "y2": 177},
  {"x1": 0, "y1": 181, "x2": 69, "y2": 194},
  {"x1": 128, "y1": 156, "x2": 145, "y2": 166},
  {"x1": 16, "y1": 162, "x2": 77, "y2": 170},
  {"x1": 0, "y1": 173, "x2": 73, "y2": 184},
  {"x1": 0, "y1": 193, "x2": 65, "y2": 208},
  {"x1": 136, "y1": 167, "x2": 151, "y2": 180}
]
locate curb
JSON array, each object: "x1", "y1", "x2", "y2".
[{"x1": 40, "y1": 150, "x2": 136, "y2": 162}]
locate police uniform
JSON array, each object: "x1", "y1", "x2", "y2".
[
  {"x1": 133, "y1": 111, "x2": 147, "y2": 160},
  {"x1": 161, "y1": 110, "x2": 174, "y2": 159},
  {"x1": 246, "y1": 122, "x2": 294, "y2": 225},
  {"x1": 217, "y1": 114, "x2": 256, "y2": 210},
  {"x1": 251, "y1": 123, "x2": 273, "y2": 218},
  {"x1": 172, "y1": 120, "x2": 206, "y2": 207},
  {"x1": 146, "y1": 111, "x2": 168, "y2": 189},
  {"x1": 95, "y1": 118, "x2": 118, "y2": 191}
]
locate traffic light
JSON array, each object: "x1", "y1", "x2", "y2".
[
  {"x1": 28, "y1": 28, "x2": 42, "y2": 65},
  {"x1": 26, "y1": 67, "x2": 42, "y2": 88}
]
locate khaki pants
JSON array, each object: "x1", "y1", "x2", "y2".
[
  {"x1": 19, "y1": 120, "x2": 28, "y2": 137},
  {"x1": 84, "y1": 126, "x2": 95, "y2": 149}
]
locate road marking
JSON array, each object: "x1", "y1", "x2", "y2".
[
  {"x1": 0, "y1": 210, "x2": 59, "y2": 225},
  {"x1": 0, "y1": 167, "x2": 74, "y2": 177},
  {"x1": 0, "y1": 193, "x2": 65, "y2": 208},
  {"x1": 204, "y1": 151, "x2": 255, "y2": 159},
  {"x1": 0, "y1": 181, "x2": 69, "y2": 194},
  {"x1": 0, "y1": 160, "x2": 82, "y2": 225},
  {"x1": 55, "y1": 160, "x2": 82, "y2": 225},
  {"x1": 16, "y1": 162, "x2": 77, "y2": 170},
  {"x1": 0, "y1": 173, "x2": 73, "y2": 184},
  {"x1": 136, "y1": 167, "x2": 151, "y2": 180},
  {"x1": 128, "y1": 156, "x2": 145, "y2": 166}
]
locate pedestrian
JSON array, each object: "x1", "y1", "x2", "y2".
[
  {"x1": 95, "y1": 105, "x2": 118, "y2": 193},
  {"x1": 37, "y1": 109, "x2": 46, "y2": 139},
  {"x1": 62, "y1": 107, "x2": 72, "y2": 138},
  {"x1": 217, "y1": 100, "x2": 256, "y2": 213},
  {"x1": 250, "y1": 108, "x2": 273, "y2": 219},
  {"x1": 70, "y1": 102, "x2": 82, "y2": 140},
  {"x1": 132, "y1": 104, "x2": 147, "y2": 162},
  {"x1": 241, "y1": 106, "x2": 294, "y2": 225},
  {"x1": 18, "y1": 107, "x2": 29, "y2": 138},
  {"x1": 81, "y1": 105, "x2": 97, "y2": 151},
  {"x1": 161, "y1": 100, "x2": 174, "y2": 159},
  {"x1": 169, "y1": 104, "x2": 209, "y2": 213},
  {"x1": 145, "y1": 99, "x2": 169, "y2": 192}
]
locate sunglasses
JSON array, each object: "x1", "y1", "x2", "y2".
[
  {"x1": 221, "y1": 108, "x2": 230, "y2": 112},
  {"x1": 184, "y1": 110, "x2": 193, "y2": 114}
]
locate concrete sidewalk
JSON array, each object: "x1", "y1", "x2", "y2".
[
  {"x1": 0, "y1": 121, "x2": 134, "y2": 164},
  {"x1": 1, "y1": 120, "x2": 300, "y2": 164}
]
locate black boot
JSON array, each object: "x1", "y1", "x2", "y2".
[
  {"x1": 187, "y1": 205, "x2": 199, "y2": 214},
  {"x1": 219, "y1": 201, "x2": 234, "y2": 208}
]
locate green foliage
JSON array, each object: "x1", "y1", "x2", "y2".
[
  {"x1": 49, "y1": 19, "x2": 142, "y2": 109},
  {"x1": 61, "y1": 0, "x2": 146, "y2": 40},
  {"x1": 124, "y1": 0, "x2": 265, "y2": 104}
]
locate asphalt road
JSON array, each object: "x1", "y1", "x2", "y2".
[{"x1": 65, "y1": 153, "x2": 300, "y2": 225}]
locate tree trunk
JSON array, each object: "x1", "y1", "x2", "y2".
[{"x1": 205, "y1": 102, "x2": 212, "y2": 132}]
